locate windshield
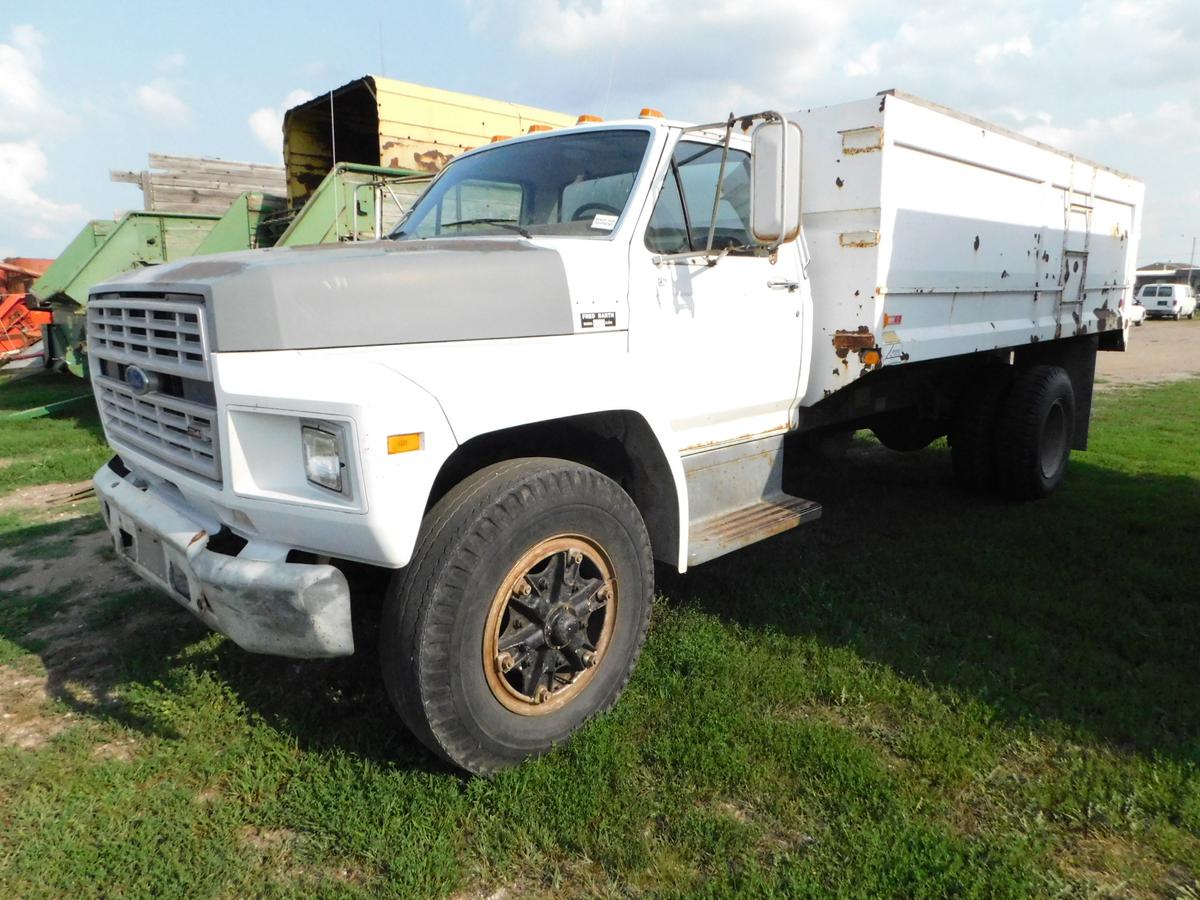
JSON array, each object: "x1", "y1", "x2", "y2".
[{"x1": 391, "y1": 129, "x2": 652, "y2": 241}]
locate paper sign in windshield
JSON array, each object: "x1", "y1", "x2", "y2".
[{"x1": 590, "y1": 214, "x2": 618, "y2": 231}]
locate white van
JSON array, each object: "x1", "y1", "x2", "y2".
[{"x1": 1139, "y1": 283, "x2": 1197, "y2": 319}]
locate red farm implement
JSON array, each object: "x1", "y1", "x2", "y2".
[{"x1": 1, "y1": 257, "x2": 53, "y2": 361}]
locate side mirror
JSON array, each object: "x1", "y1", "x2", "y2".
[{"x1": 750, "y1": 119, "x2": 803, "y2": 245}]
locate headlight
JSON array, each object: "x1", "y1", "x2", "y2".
[{"x1": 301, "y1": 425, "x2": 344, "y2": 492}]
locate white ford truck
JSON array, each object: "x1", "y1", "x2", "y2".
[{"x1": 87, "y1": 91, "x2": 1143, "y2": 773}]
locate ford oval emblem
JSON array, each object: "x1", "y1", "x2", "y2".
[{"x1": 125, "y1": 365, "x2": 151, "y2": 395}]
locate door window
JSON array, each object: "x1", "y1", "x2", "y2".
[{"x1": 645, "y1": 141, "x2": 753, "y2": 254}]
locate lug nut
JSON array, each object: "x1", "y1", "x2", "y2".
[
  {"x1": 581, "y1": 650, "x2": 596, "y2": 668},
  {"x1": 568, "y1": 549, "x2": 583, "y2": 564},
  {"x1": 498, "y1": 651, "x2": 516, "y2": 673},
  {"x1": 535, "y1": 686, "x2": 552, "y2": 704}
]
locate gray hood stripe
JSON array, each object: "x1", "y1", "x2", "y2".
[{"x1": 97, "y1": 239, "x2": 574, "y2": 352}]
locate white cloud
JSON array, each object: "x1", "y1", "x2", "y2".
[
  {"x1": 844, "y1": 41, "x2": 882, "y2": 77},
  {"x1": 157, "y1": 51, "x2": 186, "y2": 70},
  {"x1": 975, "y1": 34, "x2": 1033, "y2": 66},
  {"x1": 463, "y1": 0, "x2": 859, "y2": 119},
  {"x1": 135, "y1": 80, "x2": 192, "y2": 126},
  {"x1": 0, "y1": 26, "x2": 87, "y2": 253},
  {"x1": 0, "y1": 141, "x2": 86, "y2": 225},
  {"x1": 249, "y1": 88, "x2": 313, "y2": 156},
  {"x1": 0, "y1": 24, "x2": 75, "y2": 136}
]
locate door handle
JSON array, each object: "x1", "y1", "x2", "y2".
[{"x1": 767, "y1": 280, "x2": 800, "y2": 293}]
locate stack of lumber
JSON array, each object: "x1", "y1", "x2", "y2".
[{"x1": 110, "y1": 154, "x2": 286, "y2": 215}]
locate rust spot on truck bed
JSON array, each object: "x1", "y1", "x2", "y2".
[
  {"x1": 1093, "y1": 307, "x2": 1118, "y2": 331},
  {"x1": 841, "y1": 126, "x2": 884, "y2": 154},
  {"x1": 833, "y1": 326, "x2": 876, "y2": 358}
]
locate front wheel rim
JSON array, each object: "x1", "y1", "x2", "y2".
[{"x1": 483, "y1": 535, "x2": 617, "y2": 716}]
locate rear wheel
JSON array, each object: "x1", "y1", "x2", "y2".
[
  {"x1": 950, "y1": 366, "x2": 1014, "y2": 493},
  {"x1": 995, "y1": 365, "x2": 1075, "y2": 500},
  {"x1": 380, "y1": 458, "x2": 654, "y2": 774}
]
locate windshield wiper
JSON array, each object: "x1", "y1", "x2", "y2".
[{"x1": 438, "y1": 218, "x2": 531, "y2": 239}]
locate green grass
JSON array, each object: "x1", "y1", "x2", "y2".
[
  {"x1": 0, "y1": 373, "x2": 1197, "y2": 896},
  {"x1": 0, "y1": 371, "x2": 110, "y2": 493}
]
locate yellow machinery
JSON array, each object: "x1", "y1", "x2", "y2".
[{"x1": 282, "y1": 76, "x2": 578, "y2": 211}]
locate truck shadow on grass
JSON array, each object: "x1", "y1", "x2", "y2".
[
  {"x1": 660, "y1": 440, "x2": 1200, "y2": 764},
  {"x1": 1, "y1": 440, "x2": 1196, "y2": 771}
]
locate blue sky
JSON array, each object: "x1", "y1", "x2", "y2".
[{"x1": 3, "y1": 0, "x2": 1198, "y2": 263}]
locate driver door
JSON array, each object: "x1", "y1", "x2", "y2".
[{"x1": 629, "y1": 138, "x2": 805, "y2": 452}]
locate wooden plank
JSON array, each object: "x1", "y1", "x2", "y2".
[
  {"x1": 145, "y1": 174, "x2": 287, "y2": 191},
  {"x1": 148, "y1": 154, "x2": 285, "y2": 177},
  {"x1": 113, "y1": 153, "x2": 287, "y2": 213},
  {"x1": 150, "y1": 187, "x2": 273, "y2": 205}
]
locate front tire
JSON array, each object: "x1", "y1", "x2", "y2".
[{"x1": 381, "y1": 458, "x2": 654, "y2": 774}]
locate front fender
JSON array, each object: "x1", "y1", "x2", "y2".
[{"x1": 379, "y1": 334, "x2": 691, "y2": 571}]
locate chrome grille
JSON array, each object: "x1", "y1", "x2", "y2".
[
  {"x1": 95, "y1": 377, "x2": 220, "y2": 480},
  {"x1": 88, "y1": 296, "x2": 210, "y2": 380},
  {"x1": 87, "y1": 292, "x2": 220, "y2": 482}
]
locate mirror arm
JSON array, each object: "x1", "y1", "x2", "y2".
[
  {"x1": 704, "y1": 114, "x2": 735, "y2": 257},
  {"x1": 774, "y1": 113, "x2": 788, "y2": 255},
  {"x1": 651, "y1": 246, "x2": 734, "y2": 267}
]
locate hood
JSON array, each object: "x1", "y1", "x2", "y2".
[{"x1": 97, "y1": 238, "x2": 574, "y2": 352}]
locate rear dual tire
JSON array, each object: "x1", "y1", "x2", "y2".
[
  {"x1": 995, "y1": 365, "x2": 1075, "y2": 499},
  {"x1": 951, "y1": 364, "x2": 1075, "y2": 500}
]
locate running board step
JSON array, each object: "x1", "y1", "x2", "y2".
[
  {"x1": 683, "y1": 434, "x2": 822, "y2": 567},
  {"x1": 688, "y1": 494, "x2": 822, "y2": 566}
]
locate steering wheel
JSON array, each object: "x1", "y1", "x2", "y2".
[{"x1": 571, "y1": 202, "x2": 622, "y2": 221}]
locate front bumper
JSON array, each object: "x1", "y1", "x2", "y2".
[{"x1": 94, "y1": 459, "x2": 354, "y2": 658}]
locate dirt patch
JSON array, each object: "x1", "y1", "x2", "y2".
[
  {"x1": 1054, "y1": 832, "x2": 1197, "y2": 899},
  {"x1": 713, "y1": 799, "x2": 753, "y2": 824},
  {"x1": 0, "y1": 480, "x2": 95, "y2": 517},
  {"x1": 1, "y1": 525, "x2": 134, "y2": 603},
  {"x1": 241, "y1": 825, "x2": 302, "y2": 854},
  {"x1": 195, "y1": 787, "x2": 222, "y2": 805},
  {"x1": 92, "y1": 737, "x2": 138, "y2": 762},
  {"x1": 450, "y1": 887, "x2": 529, "y2": 900},
  {"x1": 1096, "y1": 320, "x2": 1200, "y2": 389},
  {"x1": 239, "y1": 826, "x2": 374, "y2": 889},
  {"x1": 0, "y1": 493, "x2": 187, "y2": 752},
  {"x1": 0, "y1": 664, "x2": 72, "y2": 749}
]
